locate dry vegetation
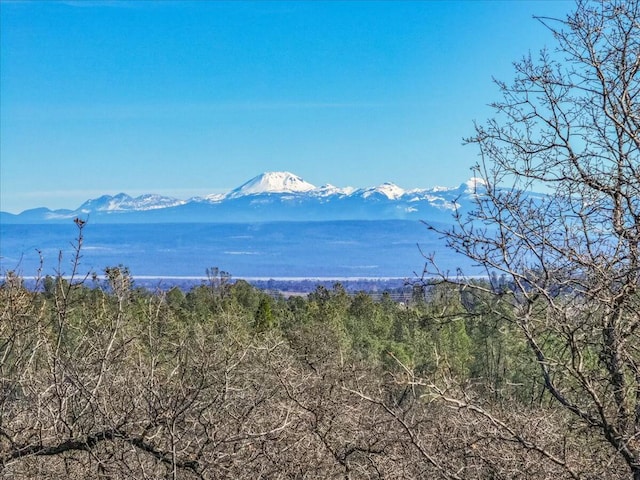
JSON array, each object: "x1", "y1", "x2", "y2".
[
  {"x1": 2, "y1": 0, "x2": 639, "y2": 478},
  {"x1": 0, "y1": 262, "x2": 628, "y2": 479}
]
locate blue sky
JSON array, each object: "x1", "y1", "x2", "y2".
[{"x1": 1, "y1": 0, "x2": 574, "y2": 214}]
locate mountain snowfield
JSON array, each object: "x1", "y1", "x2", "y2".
[
  {"x1": 227, "y1": 171, "x2": 317, "y2": 198},
  {"x1": 0, "y1": 172, "x2": 489, "y2": 224}
]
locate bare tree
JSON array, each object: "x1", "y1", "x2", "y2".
[
  {"x1": 427, "y1": 0, "x2": 640, "y2": 478},
  {"x1": 1, "y1": 258, "x2": 626, "y2": 478}
]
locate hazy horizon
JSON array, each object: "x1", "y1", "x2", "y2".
[
  {"x1": 1, "y1": 0, "x2": 574, "y2": 214},
  {"x1": 1, "y1": 169, "x2": 481, "y2": 214}
]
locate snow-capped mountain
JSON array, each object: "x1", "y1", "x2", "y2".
[
  {"x1": 0, "y1": 172, "x2": 488, "y2": 224},
  {"x1": 77, "y1": 193, "x2": 186, "y2": 212},
  {"x1": 358, "y1": 182, "x2": 406, "y2": 200},
  {"x1": 227, "y1": 171, "x2": 316, "y2": 198}
]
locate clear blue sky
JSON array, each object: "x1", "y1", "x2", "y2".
[{"x1": 1, "y1": 0, "x2": 574, "y2": 214}]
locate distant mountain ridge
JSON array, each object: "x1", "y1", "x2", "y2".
[{"x1": 1, "y1": 172, "x2": 489, "y2": 224}]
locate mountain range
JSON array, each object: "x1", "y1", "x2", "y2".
[{"x1": 1, "y1": 172, "x2": 488, "y2": 224}]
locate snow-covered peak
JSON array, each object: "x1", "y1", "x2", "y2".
[
  {"x1": 201, "y1": 193, "x2": 226, "y2": 203},
  {"x1": 78, "y1": 193, "x2": 185, "y2": 212},
  {"x1": 12, "y1": 172, "x2": 496, "y2": 220},
  {"x1": 361, "y1": 182, "x2": 406, "y2": 200},
  {"x1": 78, "y1": 193, "x2": 131, "y2": 212},
  {"x1": 313, "y1": 184, "x2": 355, "y2": 197},
  {"x1": 461, "y1": 177, "x2": 488, "y2": 193},
  {"x1": 431, "y1": 185, "x2": 456, "y2": 193},
  {"x1": 131, "y1": 194, "x2": 186, "y2": 210},
  {"x1": 228, "y1": 171, "x2": 316, "y2": 198}
]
